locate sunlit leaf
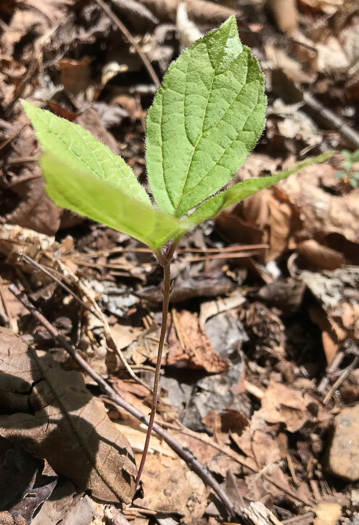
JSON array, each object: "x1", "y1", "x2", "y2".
[
  {"x1": 22, "y1": 100, "x2": 151, "y2": 206},
  {"x1": 40, "y1": 153, "x2": 185, "y2": 253},
  {"x1": 146, "y1": 16, "x2": 266, "y2": 218}
]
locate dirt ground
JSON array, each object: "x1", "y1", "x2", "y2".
[{"x1": 0, "y1": 0, "x2": 359, "y2": 524}]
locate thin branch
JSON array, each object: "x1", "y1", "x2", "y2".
[
  {"x1": 47, "y1": 255, "x2": 153, "y2": 394},
  {"x1": 9, "y1": 283, "x2": 238, "y2": 519},
  {"x1": 21, "y1": 253, "x2": 100, "y2": 319},
  {"x1": 303, "y1": 91, "x2": 359, "y2": 149},
  {"x1": 94, "y1": 0, "x2": 160, "y2": 88}
]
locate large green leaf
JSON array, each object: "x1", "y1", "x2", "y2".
[
  {"x1": 22, "y1": 100, "x2": 151, "y2": 206},
  {"x1": 146, "y1": 16, "x2": 266, "y2": 218},
  {"x1": 39, "y1": 153, "x2": 185, "y2": 253},
  {"x1": 180, "y1": 152, "x2": 334, "y2": 231}
]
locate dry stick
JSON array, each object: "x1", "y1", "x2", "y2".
[
  {"x1": 65, "y1": 243, "x2": 269, "y2": 259},
  {"x1": 9, "y1": 283, "x2": 237, "y2": 518},
  {"x1": 46, "y1": 254, "x2": 153, "y2": 394},
  {"x1": 303, "y1": 91, "x2": 359, "y2": 149},
  {"x1": 161, "y1": 420, "x2": 313, "y2": 507},
  {"x1": 323, "y1": 355, "x2": 359, "y2": 405},
  {"x1": 94, "y1": 0, "x2": 160, "y2": 88},
  {"x1": 21, "y1": 253, "x2": 101, "y2": 319}
]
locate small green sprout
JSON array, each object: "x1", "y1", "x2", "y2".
[
  {"x1": 21, "y1": 16, "x2": 332, "y2": 497},
  {"x1": 335, "y1": 149, "x2": 359, "y2": 188}
]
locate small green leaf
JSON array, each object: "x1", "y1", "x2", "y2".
[
  {"x1": 180, "y1": 152, "x2": 334, "y2": 230},
  {"x1": 351, "y1": 149, "x2": 359, "y2": 162},
  {"x1": 22, "y1": 100, "x2": 151, "y2": 207},
  {"x1": 343, "y1": 160, "x2": 352, "y2": 172},
  {"x1": 146, "y1": 16, "x2": 266, "y2": 218},
  {"x1": 40, "y1": 153, "x2": 184, "y2": 253},
  {"x1": 349, "y1": 177, "x2": 358, "y2": 188},
  {"x1": 335, "y1": 171, "x2": 347, "y2": 179},
  {"x1": 353, "y1": 171, "x2": 359, "y2": 180},
  {"x1": 342, "y1": 149, "x2": 352, "y2": 161}
]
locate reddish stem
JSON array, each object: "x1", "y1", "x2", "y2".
[{"x1": 134, "y1": 260, "x2": 172, "y2": 491}]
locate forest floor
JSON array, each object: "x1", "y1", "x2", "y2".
[{"x1": 0, "y1": 0, "x2": 359, "y2": 524}]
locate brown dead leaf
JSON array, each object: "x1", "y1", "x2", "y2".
[
  {"x1": 277, "y1": 160, "x2": 359, "y2": 261},
  {"x1": 0, "y1": 327, "x2": 136, "y2": 503},
  {"x1": 0, "y1": 224, "x2": 55, "y2": 263},
  {"x1": 216, "y1": 155, "x2": 302, "y2": 262},
  {"x1": 59, "y1": 56, "x2": 92, "y2": 98},
  {"x1": 0, "y1": 437, "x2": 57, "y2": 525},
  {"x1": 296, "y1": 239, "x2": 345, "y2": 270},
  {"x1": 1, "y1": 0, "x2": 75, "y2": 56},
  {"x1": 304, "y1": 268, "x2": 359, "y2": 360},
  {"x1": 134, "y1": 454, "x2": 207, "y2": 519},
  {"x1": 167, "y1": 310, "x2": 229, "y2": 373},
  {"x1": 251, "y1": 430, "x2": 281, "y2": 469},
  {"x1": 259, "y1": 380, "x2": 311, "y2": 432},
  {"x1": 1, "y1": 111, "x2": 63, "y2": 235}
]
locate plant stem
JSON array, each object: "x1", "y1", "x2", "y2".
[{"x1": 134, "y1": 260, "x2": 172, "y2": 491}]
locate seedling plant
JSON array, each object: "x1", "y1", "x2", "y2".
[
  {"x1": 335, "y1": 149, "x2": 359, "y2": 188},
  {"x1": 22, "y1": 16, "x2": 331, "y2": 495}
]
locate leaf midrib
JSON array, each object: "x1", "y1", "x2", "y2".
[{"x1": 175, "y1": 52, "x2": 253, "y2": 216}]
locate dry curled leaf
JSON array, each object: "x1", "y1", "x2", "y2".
[{"x1": 0, "y1": 327, "x2": 136, "y2": 503}]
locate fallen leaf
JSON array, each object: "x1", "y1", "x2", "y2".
[
  {"x1": 59, "y1": 56, "x2": 92, "y2": 98},
  {"x1": 296, "y1": 239, "x2": 345, "y2": 270},
  {"x1": 32, "y1": 489, "x2": 97, "y2": 525},
  {"x1": 259, "y1": 380, "x2": 311, "y2": 432},
  {"x1": 0, "y1": 437, "x2": 57, "y2": 525},
  {"x1": 0, "y1": 327, "x2": 136, "y2": 503},
  {"x1": 134, "y1": 455, "x2": 207, "y2": 519},
  {"x1": 216, "y1": 158, "x2": 302, "y2": 263},
  {"x1": 279, "y1": 157, "x2": 359, "y2": 247},
  {"x1": 167, "y1": 310, "x2": 229, "y2": 373}
]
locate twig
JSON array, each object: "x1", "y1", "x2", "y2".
[
  {"x1": 156, "y1": 420, "x2": 314, "y2": 506},
  {"x1": 282, "y1": 512, "x2": 314, "y2": 525},
  {"x1": 64, "y1": 243, "x2": 269, "y2": 260},
  {"x1": 0, "y1": 277, "x2": 11, "y2": 327},
  {"x1": 317, "y1": 350, "x2": 345, "y2": 394},
  {"x1": 303, "y1": 91, "x2": 359, "y2": 149},
  {"x1": 9, "y1": 283, "x2": 238, "y2": 519},
  {"x1": 94, "y1": 0, "x2": 160, "y2": 88},
  {"x1": 48, "y1": 255, "x2": 153, "y2": 394},
  {"x1": 323, "y1": 355, "x2": 359, "y2": 405},
  {"x1": 21, "y1": 253, "x2": 100, "y2": 319}
]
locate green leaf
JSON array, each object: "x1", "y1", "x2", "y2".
[
  {"x1": 180, "y1": 152, "x2": 334, "y2": 230},
  {"x1": 349, "y1": 177, "x2": 358, "y2": 188},
  {"x1": 40, "y1": 153, "x2": 184, "y2": 253},
  {"x1": 343, "y1": 160, "x2": 352, "y2": 172},
  {"x1": 22, "y1": 100, "x2": 151, "y2": 207},
  {"x1": 335, "y1": 171, "x2": 347, "y2": 179},
  {"x1": 146, "y1": 16, "x2": 266, "y2": 218},
  {"x1": 351, "y1": 149, "x2": 359, "y2": 162},
  {"x1": 342, "y1": 149, "x2": 352, "y2": 161}
]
